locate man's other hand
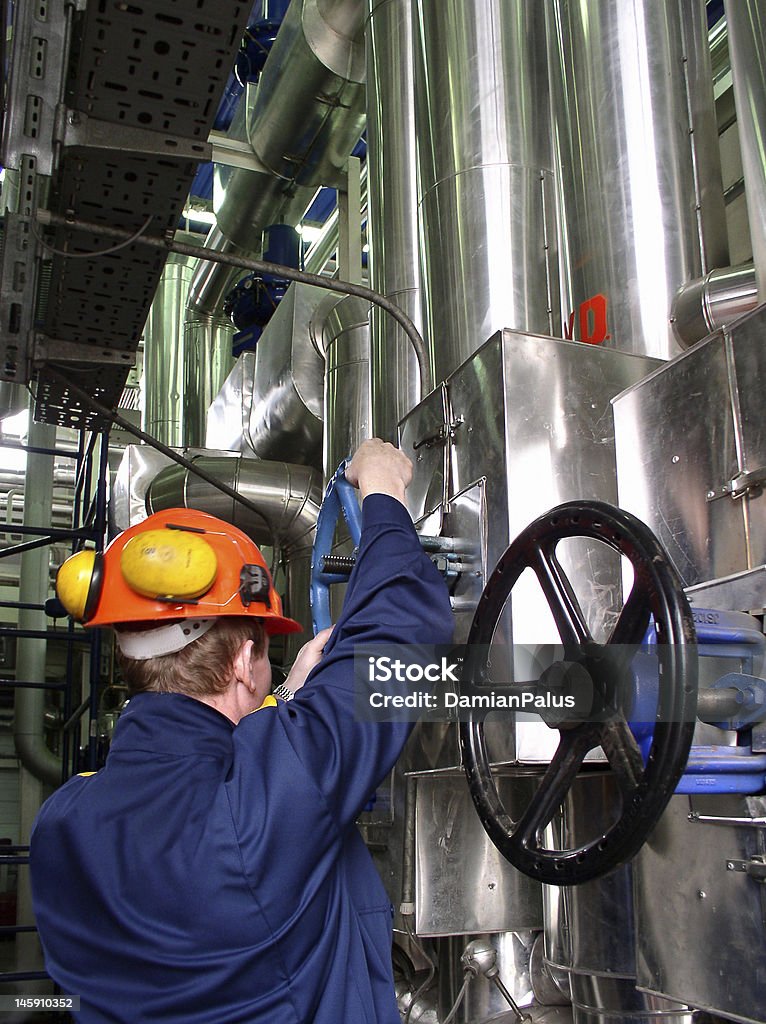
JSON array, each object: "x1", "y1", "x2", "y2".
[
  {"x1": 345, "y1": 439, "x2": 413, "y2": 506},
  {"x1": 286, "y1": 627, "x2": 333, "y2": 692}
]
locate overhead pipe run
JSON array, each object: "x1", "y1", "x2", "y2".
[
  {"x1": 179, "y1": 0, "x2": 367, "y2": 446},
  {"x1": 188, "y1": 0, "x2": 367, "y2": 317}
]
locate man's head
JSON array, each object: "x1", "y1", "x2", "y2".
[
  {"x1": 55, "y1": 508, "x2": 302, "y2": 719},
  {"x1": 116, "y1": 616, "x2": 269, "y2": 700}
]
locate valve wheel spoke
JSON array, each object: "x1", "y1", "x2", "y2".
[
  {"x1": 515, "y1": 726, "x2": 600, "y2": 849},
  {"x1": 531, "y1": 542, "x2": 592, "y2": 649}
]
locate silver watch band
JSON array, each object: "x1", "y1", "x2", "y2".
[{"x1": 272, "y1": 683, "x2": 295, "y2": 702}]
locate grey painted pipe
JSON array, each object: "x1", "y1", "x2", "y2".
[{"x1": 14, "y1": 417, "x2": 61, "y2": 787}]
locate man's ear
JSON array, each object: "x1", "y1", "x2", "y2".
[{"x1": 232, "y1": 639, "x2": 255, "y2": 688}]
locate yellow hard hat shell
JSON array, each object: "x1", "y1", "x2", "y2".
[
  {"x1": 120, "y1": 529, "x2": 218, "y2": 601},
  {"x1": 56, "y1": 549, "x2": 102, "y2": 622}
]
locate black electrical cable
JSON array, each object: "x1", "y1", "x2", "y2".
[{"x1": 35, "y1": 210, "x2": 433, "y2": 398}]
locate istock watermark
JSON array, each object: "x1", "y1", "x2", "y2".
[{"x1": 353, "y1": 642, "x2": 697, "y2": 724}]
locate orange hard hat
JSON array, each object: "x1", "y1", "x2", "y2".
[{"x1": 56, "y1": 507, "x2": 302, "y2": 636}]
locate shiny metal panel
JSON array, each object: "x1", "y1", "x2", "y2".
[
  {"x1": 182, "y1": 314, "x2": 236, "y2": 449},
  {"x1": 414, "y1": 0, "x2": 559, "y2": 382},
  {"x1": 613, "y1": 303, "x2": 766, "y2": 588},
  {"x1": 548, "y1": 0, "x2": 728, "y2": 359},
  {"x1": 414, "y1": 771, "x2": 543, "y2": 936},
  {"x1": 436, "y1": 930, "x2": 536, "y2": 1023},
  {"x1": 206, "y1": 352, "x2": 253, "y2": 456},
  {"x1": 634, "y1": 793, "x2": 766, "y2": 1024},
  {"x1": 207, "y1": 283, "x2": 327, "y2": 470},
  {"x1": 314, "y1": 294, "x2": 371, "y2": 479},
  {"x1": 725, "y1": 0, "x2": 766, "y2": 304},
  {"x1": 366, "y1": 0, "x2": 423, "y2": 439},
  {"x1": 448, "y1": 331, "x2": 660, "y2": 639},
  {"x1": 543, "y1": 776, "x2": 694, "y2": 1024},
  {"x1": 403, "y1": 331, "x2": 657, "y2": 764},
  {"x1": 543, "y1": 775, "x2": 636, "y2": 977},
  {"x1": 143, "y1": 249, "x2": 198, "y2": 448},
  {"x1": 686, "y1": 566, "x2": 766, "y2": 618}
]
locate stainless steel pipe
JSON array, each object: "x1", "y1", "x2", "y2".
[
  {"x1": 724, "y1": 0, "x2": 766, "y2": 304},
  {"x1": 414, "y1": 0, "x2": 559, "y2": 383},
  {"x1": 548, "y1": 0, "x2": 728, "y2": 359},
  {"x1": 671, "y1": 262, "x2": 758, "y2": 348},
  {"x1": 366, "y1": 0, "x2": 423, "y2": 439}
]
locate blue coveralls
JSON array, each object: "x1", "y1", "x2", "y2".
[{"x1": 30, "y1": 494, "x2": 454, "y2": 1023}]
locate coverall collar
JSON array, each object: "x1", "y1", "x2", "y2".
[{"x1": 108, "y1": 691, "x2": 234, "y2": 760}]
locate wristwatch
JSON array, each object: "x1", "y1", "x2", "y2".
[{"x1": 272, "y1": 683, "x2": 295, "y2": 702}]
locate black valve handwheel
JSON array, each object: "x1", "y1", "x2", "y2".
[{"x1": 459, "y1": 500, "x2": 697, "y2": 885}]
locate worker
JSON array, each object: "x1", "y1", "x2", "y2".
[{"x1": 29, "y1": 439, "x2": 453, "y2": 1024}]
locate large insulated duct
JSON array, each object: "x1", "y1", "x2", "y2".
[
  {"x1": 366, "y1": 0, "x2": 422, "y2": 440},
  {"x1": 145, "y1": 457, "x2": 321, "y2": 661},
  {"x1": 724, "y1": 0, "x2": 766, "y2": 305},
  {"x1": 414, "y1": 0, "x2": 559, "y2": 384},
  {"x1": 187, "y1": 0, "x2": 366, "y2": 318},
  {"x1": 180, "y1": 0, "x2": 367, "y2": 449},
  {"x1": 547, "y1": 0, "x2": 729, "y2": 360}
]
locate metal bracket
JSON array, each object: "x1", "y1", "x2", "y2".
[
  {"x1": 32, "y1": 335, "x2": 136, "y2": 367},
  {"x1": 0, "y1": 0, "x2": 69, "y2": 176},
  {"x1": 208, "y1": 131, "x2": 268, "y2": 174},
  {"x1": 726, "y1": 855, "x2": 766, "y2": 881},
  {"x1": 688, "y1": 811, "x2": 766, "y2": 828},
  {"x1": 59, "y1": 108, "x2": 211, "y2": 163},
  {"x1": 413, "y1": 416, "x2": 464, "y2": 451},
  {"x1": 706, "y1": 467, "x2": 766, "y2": 502},
  {"x1": 0, "y1": 213, "x2": 39, "y2": 384}
]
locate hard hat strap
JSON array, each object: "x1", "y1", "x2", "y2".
[{"x1": 115, "y1": 618, "x2": 217, "y2": 660}]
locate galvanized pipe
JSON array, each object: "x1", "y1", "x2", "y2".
[
  {"x1": 724, "y1": 0, "x2": 766, "y2": 304},
  {"x1": 671, "y1": 262, "x2": 758, "y2": 348},
  {"x1": 303, "y1": 163, "x2": 368, "y2": 276},
  {"x1": 146, "y1": 457, "x2": 320, "y2": 555},
  {"x1": 142, "y1": 248, "x2": 198, "y2": 447},
  {"x1": 311, "y1": 293, "x2": 370, "y2": 480}
]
